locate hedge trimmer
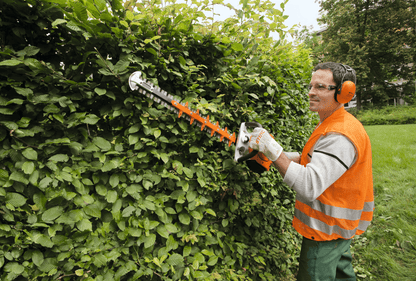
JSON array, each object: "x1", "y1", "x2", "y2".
[{"x1": 128, "y1": 71, "x2": 273, "y2": 173}]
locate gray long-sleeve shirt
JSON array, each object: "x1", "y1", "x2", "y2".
[{"x1": 283, "y1": 133, "x2": 357, "y2": 202}]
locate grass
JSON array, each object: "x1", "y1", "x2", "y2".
[{"x1": 351, "y1": 124, "x2": 416, "y2": 280}]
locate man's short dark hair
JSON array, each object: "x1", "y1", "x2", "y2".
[{"x1": 313, "y1": 62, "x2": 356, "y2": 88}]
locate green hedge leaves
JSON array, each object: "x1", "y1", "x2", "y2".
[{"x1": 0, "y1": 0, "x2": 317, "y2": 280}]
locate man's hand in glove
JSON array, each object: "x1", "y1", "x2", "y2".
[{"x1": 249, "y1": 128, "x2": 283, "y2": 162}]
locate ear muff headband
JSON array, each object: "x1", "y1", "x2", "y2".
[{"x1": 335, "y1": 64, "x2": 356, "y2": 104}]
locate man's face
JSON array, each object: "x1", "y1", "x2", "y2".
[{"x1": 308, "y1": 69, "x2": 340, "y2": 114}]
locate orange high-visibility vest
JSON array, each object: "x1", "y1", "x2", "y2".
[{"x1": 293, "y1": 107, "x2": 374, "y2": 241}]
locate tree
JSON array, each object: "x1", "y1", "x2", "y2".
[
  {"x1": 316, "y1": 0, "x2": 416, "y2": 109},
  {"x1": 293, "y1": 25, "x2": 326, "y2": 66}
]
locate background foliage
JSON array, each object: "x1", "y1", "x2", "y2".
[
  {"x1": 347, "y1": 104, "x2": 416, "y2": 125},
  {"x1": 299, "y1": 0, "x2": 416, "y2": 110},
  {"x1": 0, "y1": 0, "x2": 316, "y2": 280}
]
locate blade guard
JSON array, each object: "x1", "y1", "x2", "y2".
[{"x1": 234, "y1": 122, "x2": 273, "y2": 173}]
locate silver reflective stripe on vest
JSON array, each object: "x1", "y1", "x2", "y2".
[
  {"x1": 295, "y1": 208, "x2": 357, "y2": 239},
  {"x1": 358, "y1": 219, "x2": 372, "y2": 231},
  {"x1": 297, "y1": 196, "x2": 369, "y2": 220},
  {"x1": 363, "y1": 201, "x2": 375, "y2": 212}
]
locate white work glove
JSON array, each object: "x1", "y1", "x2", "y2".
[{"x1": 249, "y1": 128, "x2": 283, "y2": 162}]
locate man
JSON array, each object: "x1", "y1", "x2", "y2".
[{"x1": 249, "y1": 62, "x2": 374, "y2": 281}]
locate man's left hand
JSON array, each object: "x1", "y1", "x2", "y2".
[{"x1": 249, "y1": 128, "x2": 283, "y2": 162}]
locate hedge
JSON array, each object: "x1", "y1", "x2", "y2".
[
  {"x1": 348, "y1": 105, "x2": 416, "y2": 125},
  {"x1": 0, "y1": 0, "x2": 316, "y2": 280}
]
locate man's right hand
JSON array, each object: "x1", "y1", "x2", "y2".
[{"x1": 249, "y1": 128, "x2": 283, "y2": 162}]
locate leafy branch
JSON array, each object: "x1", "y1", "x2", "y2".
[{"x1": 94, "y1": 47, "x2": 122, "y2": 82}]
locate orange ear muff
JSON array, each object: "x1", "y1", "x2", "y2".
[{"x1": 337, "y1": 81, "x2": 356, "y2": 104}]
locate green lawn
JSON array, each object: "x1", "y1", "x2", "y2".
[{"x1": 351, "y1": 124, "x2": 416, "y2": 280}]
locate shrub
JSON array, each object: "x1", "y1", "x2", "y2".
[
  {"x1": 349, "y1": 105, "x2": 416, "y2": 125},
  {"x1": 0, "y1": 0, "x2": 315, "y2": 280}
]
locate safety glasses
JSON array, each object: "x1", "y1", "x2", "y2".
[{"x1": 308, "y1": 83, "x2": 337, "y2": 92}]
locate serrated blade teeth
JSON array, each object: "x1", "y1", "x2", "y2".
[{"x1": 130, "y1": 72, "x2": 237, "y2": 146}]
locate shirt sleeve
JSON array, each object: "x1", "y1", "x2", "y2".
[{"x1": 283, "y1": 133, "x2": 357, "y2": 202}]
